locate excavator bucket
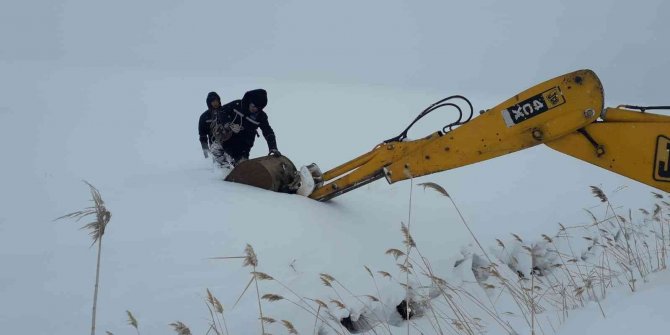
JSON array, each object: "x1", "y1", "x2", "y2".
[{"x1": 224, "y1": 155, "x2": 300, "y2": 193}]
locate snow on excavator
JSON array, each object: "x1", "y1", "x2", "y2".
[{"x1": 225, "y1": 69, "x2": 670, "y2": 201}]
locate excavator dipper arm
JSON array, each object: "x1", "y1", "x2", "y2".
[{"x1": 308, "y1": 70, "x2": 670, "y2": 201}]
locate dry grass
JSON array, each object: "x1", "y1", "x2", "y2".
[
  {"x1": 169, "y1": 321, "x2": 192, "y2": 335},
  {"x1": 56, "y1": 181, "x2": 111, "y2": 335},
  {"x1": 82, "y1": 182, "x2": 669, "y2": 335},
  {"x1": 56, "y1": 181, "x2": 111, "y2": 245},
  {"x1": 348, "y1": 182, "x2": 670, "y2": 335},
  {"x1": 211, "y1": 245, "x2": 345, "y2": 335},
  {"x1": 126, "y1": 310, "x2": 139, "y2": 335},
  {"x1": 282, "y1": 320, "x2": 299, "y2": 334},
  {"x1": 205, "y1": 289, "x2": 229, "y2": 335}
]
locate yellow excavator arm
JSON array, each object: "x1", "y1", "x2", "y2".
[{"x1": 307, "y1": 69, "x2": 670, "y2": 201}]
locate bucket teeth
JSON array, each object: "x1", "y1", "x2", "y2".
[{"x1": 306, "y1": 163, "x2": 324, "y2": 187}]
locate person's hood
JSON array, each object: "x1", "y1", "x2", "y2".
[
  {"x1": 241, "y1": 89, "x2": 267, "y2": 112},
  {"x1": 206, "y1": 92, "x2": 221, "y2": 109}
]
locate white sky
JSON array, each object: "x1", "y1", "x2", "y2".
[{"x1": 3, "y1": 0, "x2": 669, "y2": 102}]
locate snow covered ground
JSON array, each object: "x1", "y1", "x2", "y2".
[
  {"x1": 3, "y1": 1, "x2": 670, "y2": 333},
  {"x1": 558, "y1": 271, "x2": 670, "y2": 335},
  {"x1": 1, "y1": 62, "x2": 669, "y2": 335}
]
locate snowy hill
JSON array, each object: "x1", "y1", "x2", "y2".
[{"x1": 2, "y1": 61, "x2": 669, "y2": 334}]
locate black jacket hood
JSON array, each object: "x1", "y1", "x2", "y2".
[
  {"x1": 241, "y1": 89, "x2": 267, "y2": 112},
  {"x1": 206, "y1": 92, "x2": 221, "y2": 109}
]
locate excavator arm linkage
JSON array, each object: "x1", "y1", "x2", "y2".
[{"x1": 308, "y1": 69, "x2": 670, "y2": 201}]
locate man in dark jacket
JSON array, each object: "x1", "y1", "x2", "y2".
[
  {"x1": 210, "y1": 89, "x2": 280, "y2": 168},
  {"x1": 198, "y1": 92, "x2": 222, "y2": 158}
]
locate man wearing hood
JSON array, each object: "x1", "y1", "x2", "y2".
[
  {"x1": 210, "y1": 89, "x2": 280, "y2": 168},
  {"x1": 198, "y1": 91, "x2": 222, "y2": 158}
]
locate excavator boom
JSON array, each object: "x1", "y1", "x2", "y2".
[
  {"x1": 546, "y1": 107, "x2": 670, "y2": 191},
  {"x1": 306, "y1": 69, "x2": 670, "y2": 201}
]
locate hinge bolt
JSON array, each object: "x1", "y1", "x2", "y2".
[{"x1": 584, "y1": 109, "x2": 595, "y2": 118}]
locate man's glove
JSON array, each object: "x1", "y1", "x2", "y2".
[
  {"x1": 269, "y1": 149, "x2": 281, "y2": 157},
  {"x1": 203, "y1": 149, "x2": 209, "y2": 158}
]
